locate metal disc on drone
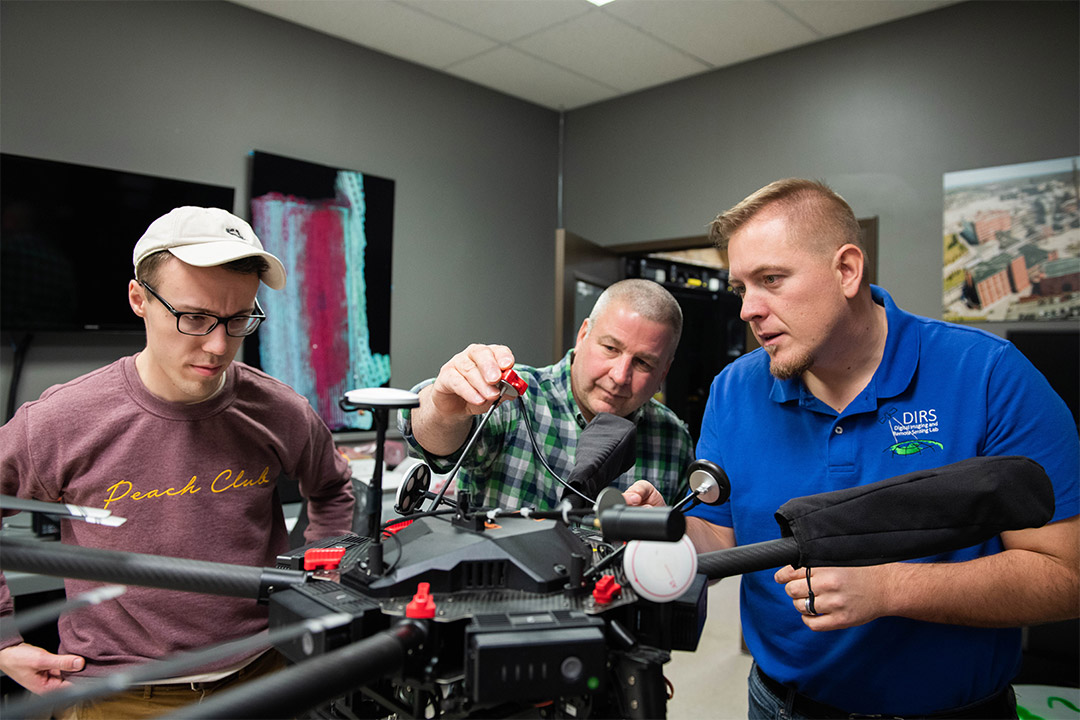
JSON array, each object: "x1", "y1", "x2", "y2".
[
  {"x1": 395, "y1": 463, "x2": 432, "y2": 515},
  {"x1": 622, "y1": 534, "x2": 698, "y2": 603},
  {"x1": 343, "y1": 388, "x2": 420, "y2": 409},
  {"x1": 593, "y1": 486, "x2": 625, "y2": 516}
]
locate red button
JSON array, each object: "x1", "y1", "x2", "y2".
[
  {"x1": 592, "y1": 575, "x2": 622, "y2": 604},
  {"x1": 406, "y1": 582, "x2": 437, "y2": 619},
  {"x1": 303, "y1": 547, "x2": 347, "y2": 571}
]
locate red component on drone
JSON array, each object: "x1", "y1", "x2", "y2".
[
  {"x1": 592, "y1": 574, "x2": 622, "y2": 605},
  {"x1": 384, "y1": 519, "x2": 415, "y2": 535},
  {"x1": 303, "y1": 547, "x2": 347, "y2": 571},
  {"x1": 406, "y1": 582, "x2": 437, "y2": 619},
  {"x1": 500, "y1": 368, "x2": 528, "y2": 398}
]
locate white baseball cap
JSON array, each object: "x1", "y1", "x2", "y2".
[{"x1": 133, "y1": 206, "x2": 286, "y2": 290}]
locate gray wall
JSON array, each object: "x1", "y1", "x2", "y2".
[
  {"x1": 563, "y1": 0, "x2": 1080, "y2": 326},
  {"x1": 3, "y1": 0, "x2": 1078, "y2": 415},
  {"x1": 0, "y1": 0, "x2": 559, "y2": 409}
]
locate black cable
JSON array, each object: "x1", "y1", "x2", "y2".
[
  {"x1": 671, "y1": 493, "x2": 700, "y2": 514},
  {"x1": 426, "y1": 395, "x2": 504, "y2": 512},
  {"x1": 583, "y1": 544, "x2": 626, "y2": 580},
  {"x1": 516, "y1": 396, "x2": 593, "y2": 505},
  {"x1": 592, "y1": 540, "x2": 619, "y2": 557},
  {"x1": 425, "y1": 385, "x2": 595, "y2": 513},
  {"x1": 380, "y1": 526, "x2": 404, "y2": 575},
  {"x1": 380, "y1": 508, "x2": 456, "y2": 530},
  {"x1": 375, "y1": 509, "x2": 460, "y2": 574}
]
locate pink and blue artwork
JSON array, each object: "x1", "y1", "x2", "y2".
[{"x1": 247, "y1": 151, "x2": 394, "y2": 431}]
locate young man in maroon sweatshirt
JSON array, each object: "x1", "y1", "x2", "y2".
[{"x1": 0, "y1": 206, "x2": 355, "y2": 717}]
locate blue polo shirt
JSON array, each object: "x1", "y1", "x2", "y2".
[{"x1": 689, "y1": 286, "x2": 1078, "y2": 714}]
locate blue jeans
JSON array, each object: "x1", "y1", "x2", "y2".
[
  {"x1": 747, "y1": 661, "x2": 810, "y2": 720},
  {"x1": 747, "y1": 661, "x2": 1018, "y2": 720}
]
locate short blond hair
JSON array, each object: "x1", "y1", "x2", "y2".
[{"x1": 709, "y1": 178, "x2": 861, "y2": 256}]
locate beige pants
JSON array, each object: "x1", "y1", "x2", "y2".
[{"x1": 55, "y1": 649, "x2": 287, "y2": 719}]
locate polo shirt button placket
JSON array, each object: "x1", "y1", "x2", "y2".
[{"x1": 827, "y1": 421, "x2": 855, "y2": 470}]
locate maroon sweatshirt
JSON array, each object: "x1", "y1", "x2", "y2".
[{"x1": 0, "y1": 355, "x2": 354, "y2": 676}]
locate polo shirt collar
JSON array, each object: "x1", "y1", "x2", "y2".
[
  {"x1": 872, "y1": 285, "x2": 919, "y2": 399},
  {"x1": 768, "y1": 285, "x2": 919, "y2": 408}
]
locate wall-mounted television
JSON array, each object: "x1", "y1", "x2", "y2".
[
  {"x1": 244, "y1": 151, "x2": 394, "y2": 433},
  {"x1": 0, "y1": 153, "x2": 236, "y2": 333}
]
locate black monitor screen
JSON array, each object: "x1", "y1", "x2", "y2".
[
  {"x1": 1007, "y1": 329, "x2": 1079, "y2": 427},
  {"x1": 1, "y1": 153, "x2": 235, "y2": 333}
]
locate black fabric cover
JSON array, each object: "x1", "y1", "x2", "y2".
[
  {"x1": 774, "y1": 455, "x2": 1055, "y2": 567},
  {"x1": 562, "y1": 412, "x2": 637, "y2": 508}
]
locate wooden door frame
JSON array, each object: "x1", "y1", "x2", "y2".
[{"x1": 554, "y1": 229, "x2": 623, "y2": 360}]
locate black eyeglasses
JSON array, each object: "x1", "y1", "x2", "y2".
[{"x1": 139, "y1": 281, "x2": 266, "y2": 337}]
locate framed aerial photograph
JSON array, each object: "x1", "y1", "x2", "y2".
[{"x1": 943, "y1": 157, "x2": 1079, "y2": 322}]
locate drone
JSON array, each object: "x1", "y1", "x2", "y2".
[{"x1": 0, "y1": 374, "x2": 1056, "y2": 720}]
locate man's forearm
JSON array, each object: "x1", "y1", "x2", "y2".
[
  {"x1": 686, "y1": 517, "x2": 736, "y2": 554},
  {"x1": 885, "y1": 544, "x2": 1079, "y2": 628},
  {"x1": 410, "y1": 387, "x2": 474, "y2": 457}
]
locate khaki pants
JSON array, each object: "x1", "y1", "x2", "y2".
[{"x1": 56, "y1": 649, "x2": 287, "y2": 719}]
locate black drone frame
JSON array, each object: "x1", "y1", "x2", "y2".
[{"x1": 0, "y1": 455, "x2": 1054, "y2": 720}]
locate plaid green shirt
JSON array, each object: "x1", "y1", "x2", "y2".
[{"x1": 400, "y1": 350, "x2": 694, "y2": 510}]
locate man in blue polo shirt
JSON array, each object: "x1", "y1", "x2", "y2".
[{"x1": 625, "y1": 178, "x2": 1078, "y2": 718}]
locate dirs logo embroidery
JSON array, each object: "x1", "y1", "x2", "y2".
[{"x1": 879, "y1": 406, "x2": 944, "y2": 456}]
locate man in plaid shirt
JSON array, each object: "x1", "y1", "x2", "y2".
[{"x1": 400, "y1": 279, "x2": 694, "y2": 510}]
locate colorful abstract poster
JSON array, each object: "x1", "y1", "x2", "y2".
[
  {"x1": 246, "y1": 151, "x2": 394, "y2": 431},
  {"x1": 943, "y1": 157, "x2": 1079, "y2": 322}
]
